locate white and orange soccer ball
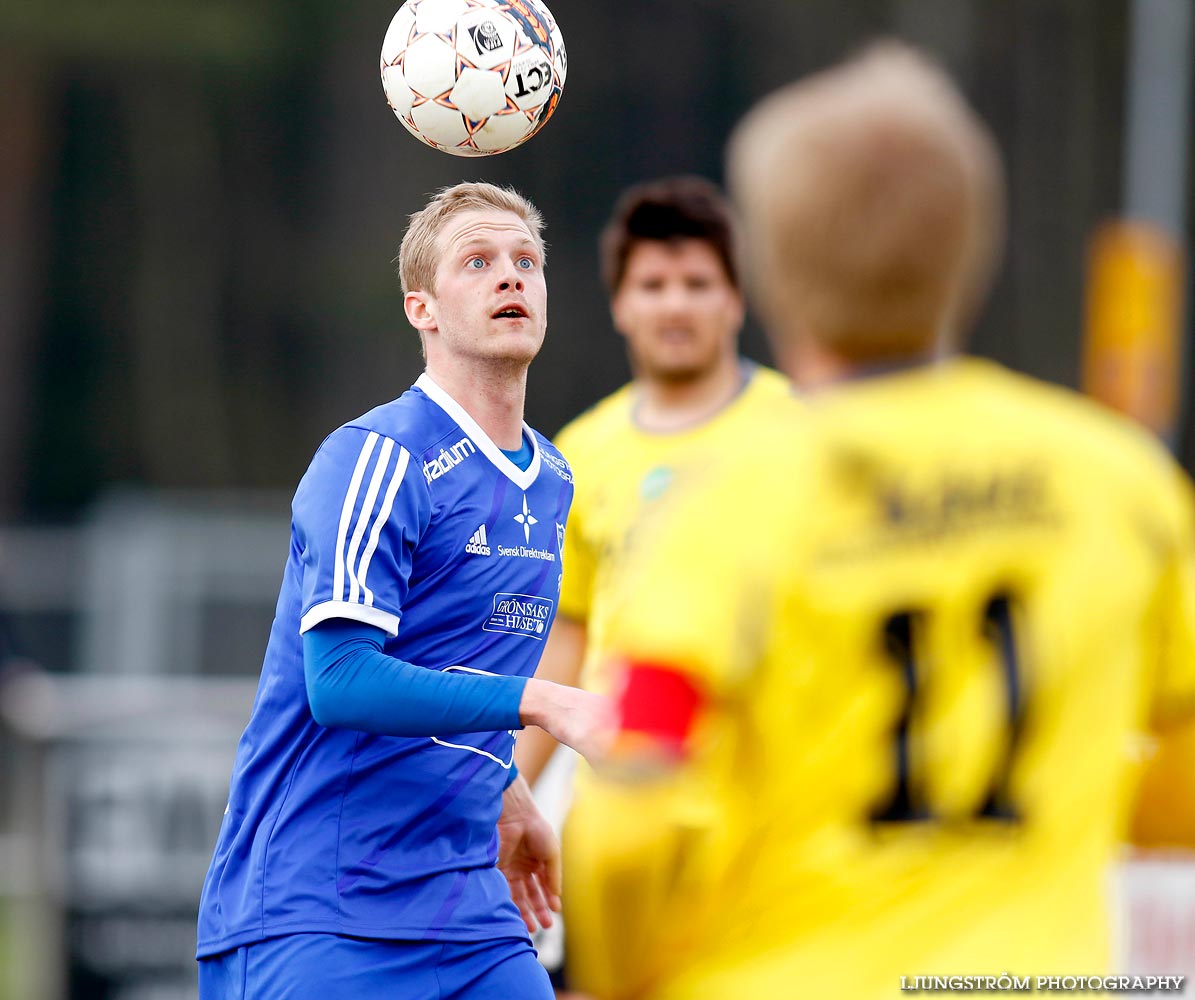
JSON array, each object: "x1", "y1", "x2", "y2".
[{"x1": 380, "y1": 0, "x2": 567, "y2": 157}]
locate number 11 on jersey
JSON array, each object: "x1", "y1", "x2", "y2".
[{"x1": 870, "y1": 592, "x2": 1028, "y2": 826}]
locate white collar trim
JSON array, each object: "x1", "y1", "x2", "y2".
[{"x1": 415, "y1": 372, "x2": 541, "y2": 491}]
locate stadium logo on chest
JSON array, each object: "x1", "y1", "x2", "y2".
[{"x1": 422, "y1": 436, "x2": 476, "y2": 483}]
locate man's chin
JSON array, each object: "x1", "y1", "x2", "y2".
[
  {"x1": 641, "y1": 360, "x2": 717, "y2": 385},
  {"x1": 479, "y1": 337, "x2": 543, "y2": 367},
  {"x1": 632, "y1": 343, "x2": 725, "y2": 384}
]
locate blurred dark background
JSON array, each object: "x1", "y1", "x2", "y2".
[{"x1": 2, "y1": 0, "x2": 1185, "y2": 524}]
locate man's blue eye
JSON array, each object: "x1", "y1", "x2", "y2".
[
  {"x1": 469, "y1": 259, "x2": 485, "y2": 269},
  {"x1": 517, "y1": 258, "x2": 533, "y2": 269}
]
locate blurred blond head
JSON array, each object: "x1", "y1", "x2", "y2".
[{"x1": 727, "y1": 41, "x2": 1004, "y2": 366}]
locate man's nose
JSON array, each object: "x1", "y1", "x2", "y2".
[
  {"x1": 661, "y1": 284, "x2": 692, "y2": 314},
  {"x1": 497, "y1": 261, "x2": 524, "y2": 292}
]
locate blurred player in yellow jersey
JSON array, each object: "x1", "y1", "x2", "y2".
[
  {"x1": 514, "y1": 176, "x2": 790, "y2": 998},
  {"x1": 601, "y1": 42, "x2": 1195, "y2": 999}
]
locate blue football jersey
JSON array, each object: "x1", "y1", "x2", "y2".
[{"x1": 197, "y1": 374, "x2": 574, "y2": 957}]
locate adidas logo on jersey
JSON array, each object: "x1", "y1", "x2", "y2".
[{"x1": 465, "y1": 525, "x2": 491, "y2": 556}]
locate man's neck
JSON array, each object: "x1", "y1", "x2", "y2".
[
  {"x1": 633, "y1": 358, "x2": 746, "y2": 433},
  {"x1": 786, "y1": 334, "x2": 944, "y2": 392},
  {"x1": 788, "y1": 344, "x2": 856, "y2": 391},
  {"x1": 423, "y1": 358, "x2": 528, "y2": 449}
]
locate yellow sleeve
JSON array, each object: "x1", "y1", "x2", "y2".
[
  {"x1": 603, "y1": 465, "x2": 774, "y2": 697},
  {"x1": 1130, "y1": 718, "x2": 1195, "y2": 846},
  {"x1": 1130, "y1": 465, "x2": 1195, "y2": 847},
  {"x1": 559, "y1": 497, "x2": 595, "y2": 623},
  {"x1": 555, "y1": 422, "x2": 595, "y2": 623},
  {"x1": 1147, "y1": 468, "x2": 1195, "y2": 728}
]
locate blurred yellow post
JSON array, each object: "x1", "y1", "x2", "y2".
[{"x1": 1082, "y1": 220, "x2": 1185, "y2": 441}]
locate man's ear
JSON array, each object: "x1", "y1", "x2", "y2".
[
  {"x1": 609, "y1": 290, "x2": 629, "y2": 340},
  {"x1": 405, "y1": 290, "x2": 437, "y2": 332},
  {"x1": 730, "y1": 289, "x2": 746, "y2": 331}
]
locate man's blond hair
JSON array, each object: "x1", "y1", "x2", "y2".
[
  {"x1": 398, "y1": 182, "x2": 546, "y2": 295},
  {"x1": 727, "y1": 42, "x2": 1005, "y2": 359}
]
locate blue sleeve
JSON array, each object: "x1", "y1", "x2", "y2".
[
  {"x1": 295, "y1": 427, "x2": 431, "y2": 638},
  {"x1": 303, "y1": 618, "x2": 528, "y2": 736}
]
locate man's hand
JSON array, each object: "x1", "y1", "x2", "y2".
[
  {"x1": 497, "y1": 774, "x2": 562, "y2": 933},
  {"x1": 518, "y1": 678, "x2": 616, "y2": 764},
  {"x1": 515, "y1": 617, "x2": 588, "y2": 786}
]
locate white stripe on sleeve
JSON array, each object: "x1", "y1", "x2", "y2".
[
  {"x1": 358, "y1": 446, "x2": 409, "y2": 607},
  {"x1": 333, "y1": 432, "x2": 380, "y2": 603},
  {"x1": 346, "y1": 437, "x2": 395, "y2": 604}
]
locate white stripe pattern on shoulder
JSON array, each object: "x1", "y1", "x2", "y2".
[
  {"x1": 359, "y1": 446, "x2": 410, "y2": 606},
  {"x1": 333, "y1": 432, "x2": 380, "y2": 603},
  {"x1": 334, "y1": 433, "x2": 412, "y2": 607},
  {"x1": 346, "y1": 437, "x2": 395, "y2": 603}
]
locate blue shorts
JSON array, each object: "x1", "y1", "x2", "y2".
[{"x1": 198, "y1": 933, "x2": 554, "y2": 1000}]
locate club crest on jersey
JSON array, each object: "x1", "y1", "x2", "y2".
[
  {"x1": 640, "y1": 465, "x2": 674, "y2": 501},
  {"x1": 465, "y1": 524, "x2": 491, "y2": 556},
  {"x1": 423, "y1": 437, "x2": 477, "y2": 483},
  {"x1": 483, "y1": 592, "x2": 554, "y2": 640}
]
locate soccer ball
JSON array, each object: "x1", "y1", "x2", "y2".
[{"x1": 380, "y1": 0, "x2": 567, "y2": 157}]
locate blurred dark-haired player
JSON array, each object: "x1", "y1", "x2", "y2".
[
  {"x1": 514, "y1": 175, "x2": 790, "y2": 998},
  {"x1": 602, "y1": 43, "x2": 1195, "y2": 998}
]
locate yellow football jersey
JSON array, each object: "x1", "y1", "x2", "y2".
[
  {"x1": 552, "y1": 363, "x2": 791, "y2": 1000},
  {"x1": 605, "y1": 357, "x2": 1195, "y2": 1000},
  {"x1": 555, "y1": 362, "x2": 791, "y2": 693}
]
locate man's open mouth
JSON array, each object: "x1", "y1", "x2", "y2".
[{"x1": 493, "y1": 305, "x2": 529, "y2": 319}]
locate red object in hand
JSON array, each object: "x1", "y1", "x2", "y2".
[{"x1": 616, "y1": 662, "x2": 705, "y2": 756}]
